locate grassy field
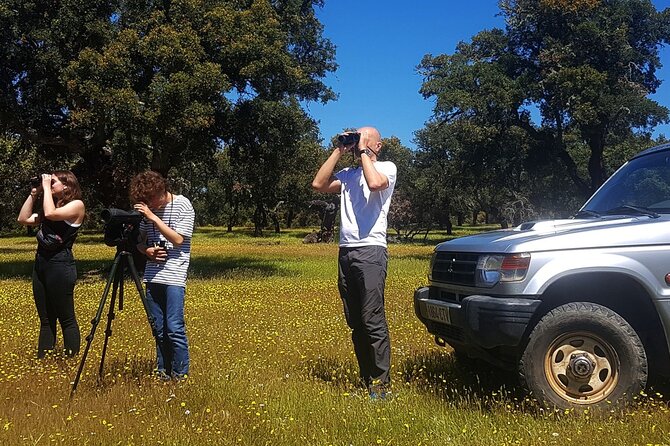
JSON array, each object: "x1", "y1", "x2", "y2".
[{"x1": 0, "y1": 226, "x2": 669, "y2": 445}]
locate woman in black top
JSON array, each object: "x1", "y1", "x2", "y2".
[{"x1": 17, "y1": 171, "x2": 86, "y2": 358}]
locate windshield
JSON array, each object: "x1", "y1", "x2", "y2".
[{"x1": 582, "y1": 150, "x2": 670, "y2": 215}]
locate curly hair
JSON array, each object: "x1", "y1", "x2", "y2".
[
  {"x1": 129, "y1": 171, "x2": 168, "y2": 204},
  {"x1": 53, "y1": 171, "x2": 83, "y2": 207}
]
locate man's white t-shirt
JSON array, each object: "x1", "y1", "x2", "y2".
[{"x1": 335, "y1": 161, "x2": 397, "y2": 248}]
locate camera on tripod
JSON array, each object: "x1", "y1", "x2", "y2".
[
  {"x1": 101, "y1": 208, "x2": 143, "y2": 247},
  {"x1": 71, "y1": 207, "x2": 157, "y2": 396}
]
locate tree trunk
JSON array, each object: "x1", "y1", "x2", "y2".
[
  {"x1": 585, "y1": 130, "x2": 607, "y2": 193},
  {"x1": 286, "y1": 208, "x2": 294, "y2": 228},
  {"x1": 516, "y1": 114, "x2": 591, "y2": 198},
  {"x1": 272, "y1": 213, "x2": 280, "y2": 233},
  {"x1": 150, "y1": 146, "x2": 171, "y2": 177},
  {"x1": 422, "y1": 223, "x2": 433, "y2": 242},
  {"x1": 253, "y1": 203, "x2": 264, "y2": 236},
  {"x1": 228, "y1": 201, "x2": 238, "y2": 233}
]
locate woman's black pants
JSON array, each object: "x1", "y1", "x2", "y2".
[{"x1": 32, "y1": 249, "x2": 80, "y2": 358}]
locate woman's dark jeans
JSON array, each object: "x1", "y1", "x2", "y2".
[{"x1": 32, "y1": 249, "x2": 80, "y2": 358}]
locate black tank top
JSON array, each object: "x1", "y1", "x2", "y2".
[{"x1": 36, "y1": 218, "x2": 80, "y2": 255}]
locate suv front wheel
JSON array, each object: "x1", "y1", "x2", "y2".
[{"x1": 519, "y1": 302, "x2": 647, "y2": 409}]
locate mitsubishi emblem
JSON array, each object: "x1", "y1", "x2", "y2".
[{"x1": 447, "y1": 258, "x2": 455, "y2": 273}]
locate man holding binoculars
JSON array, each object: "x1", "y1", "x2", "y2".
[{"x1": 311, "y1": 126, "x2": 397, "y2": 399}]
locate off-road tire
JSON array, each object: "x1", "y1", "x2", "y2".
[{"x1": 519, "y1": 302, "x2": 647, "y2": 409}]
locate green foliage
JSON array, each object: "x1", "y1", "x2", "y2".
[
  {"x1": 1, "y1": 0, "x2": 336, "y2": 230},
  {"x1": 417, "y1": 0, "x2": 670, "y2": 223}
]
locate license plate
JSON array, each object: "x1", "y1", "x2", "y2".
[{"x1": 423, "y1": 302, "x2": 451, "y2": 324}]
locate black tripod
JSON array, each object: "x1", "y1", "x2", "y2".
[{"x1": 70, "y1": 238, "x2": 157, "y2": 396}]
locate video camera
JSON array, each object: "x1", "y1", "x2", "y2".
[{"x1": 101, "y1": 208, "x2": 143, "y2": 247}]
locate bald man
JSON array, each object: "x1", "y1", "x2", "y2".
[{"x1": 311, "y1": 126, "x2": 397, "y2": 399}]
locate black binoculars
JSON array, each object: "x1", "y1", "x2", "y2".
[{"x1": 338, "y1": 132, "x2": 360, "y2": 146}]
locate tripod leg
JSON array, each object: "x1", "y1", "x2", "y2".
[
  {"x1": 124, "y1": 253, "x2": 159, "y2": 338},
  {"x1": 118, "y1": 266, "x2": 124, "y2": 312},
  {"x1": 98, "y1": 259, "x2": 123, "y2": 379},
  {"x1": 70, "y1": 252, "x2": 124, "y2": 397}
]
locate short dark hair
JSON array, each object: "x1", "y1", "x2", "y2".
[{"x1": 129, "y1": 171, "x2": 168, "y2": 204}]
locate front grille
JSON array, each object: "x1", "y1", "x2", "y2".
[{"x1": 432, "y1": 252, "x2": 479, "y2": 286}]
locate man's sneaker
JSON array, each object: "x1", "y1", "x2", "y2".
[
  {"x1": 154, "y1": 370, "x2": 171, "y2": 382},
  {"x1": 172, "y1": 373, "x2": 188, "y2": 382},
  {"x1": 368, "y1": 384, "x2": 391, "y2": 401}
]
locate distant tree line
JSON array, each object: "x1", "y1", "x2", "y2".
[{"x1": 1, "y1": 0, "x2": 669, "y2": 238}]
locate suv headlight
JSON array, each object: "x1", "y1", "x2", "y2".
[{"x1": 475, "y1": 253, "x2": 531, "y2": 287}]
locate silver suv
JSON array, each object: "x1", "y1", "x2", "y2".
[{"x1": 414, "y1": 143, "x2": 670, "y2": 408}]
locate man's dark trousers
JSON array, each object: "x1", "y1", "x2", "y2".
[{"x1": 337, "y1": 245, "x2": 390, "y2": 388}]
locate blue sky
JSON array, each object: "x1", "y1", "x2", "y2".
[{"x1": 305, "y1": 0, "x2": 670, "y2": 150}]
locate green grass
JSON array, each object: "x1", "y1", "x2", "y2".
[{"x1": 0, "y1": 227, "x2": 668, "y2": 445}]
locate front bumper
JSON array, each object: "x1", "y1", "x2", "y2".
[{"x1": 414, "y1": 286, "x2": 541, "y2": 350}]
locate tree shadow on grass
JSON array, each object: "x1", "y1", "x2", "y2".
[
  {"x1": 0, "y1": 258, "x2": 111, "y2": 280},
  {"x1": 196, "y1": 227, "x2": 290, "y2": 239},
  {"x1": 195, "y1": 228, "x2": 245, "y2": 239},
  {"x1": 0, "y1": 246, "x2": 36, "y2": 254},
  {"x1": 0, "y1": 259, "x2": 34, "y2": 278},
  {"x1": 74, "y1": 235, "x2": 107, "y2": 245},
  {"x1": 287, "y1": 230, "x2": 318, "y2": 240},
  {"x1": 92, "y1": 255, "x2": 288, "y2": 282},
  {"x1": 0, "y1": 254, "x2": 286, "y2": 281},
  {"x1": 0, "y1": 249, "x2": 38, "y2": 278},
  {"x1": 189, "y1": 256, "x2": 286, "y2": 279}
]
